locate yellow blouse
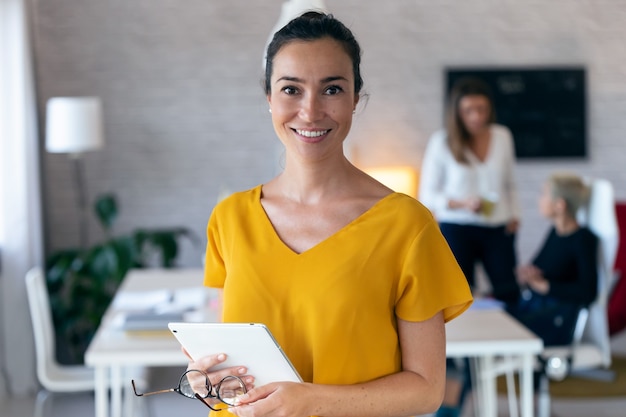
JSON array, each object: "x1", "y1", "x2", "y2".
[{"x1": 205, "y1": 185, "x2": 472, "y2": 385}]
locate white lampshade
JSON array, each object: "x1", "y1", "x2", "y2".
[{"x1": 46, "y1": 96, "x2": 104, "y2": 154}]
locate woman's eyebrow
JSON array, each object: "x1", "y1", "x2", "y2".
[
  {"x1": 275, "y1": 76, "x2": 301, "y2": 84},
  {"x1": 321, "y1": 76, "x2": 348, "y2": 84},
  {"x1": 275, "y1": 75, "x2": 348, "y2": 84}
]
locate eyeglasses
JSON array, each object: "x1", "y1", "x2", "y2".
[{"x1": 132, "y1": 369, "x2": 247, "y2": 411}]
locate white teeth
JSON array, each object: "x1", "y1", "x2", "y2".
[{"x1": 296, "y1": 129, "x2": 328, "y2": 138}]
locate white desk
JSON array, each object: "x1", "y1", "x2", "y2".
[
  {"x1": 86, "y1": 270, "x2": 542, "y2": 417},
  {"x1": 85, "y1": 268, "x2": 210, "y2": 417},
  {"x1": 446, "y1": 307, "x2": 544, "y2": 417}
]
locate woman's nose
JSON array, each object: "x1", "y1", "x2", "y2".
[{"x1": 299, "y1": 95, "x2": 323, "y2": 122}]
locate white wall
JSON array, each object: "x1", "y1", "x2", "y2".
[{"x1": 33, "y1": 0, "x2": 626, "y2": 265}]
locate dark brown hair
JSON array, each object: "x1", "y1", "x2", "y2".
[
  {"x1": 445, "y1": 76, "x2": 496, "y2": 163},
  {"x1": 264, "y1": 11, "x2": 363, "y2": 95}
]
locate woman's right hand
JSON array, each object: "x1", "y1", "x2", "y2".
[
  {"x1": 183, "y1": 348, "x2": 255, "y2": 394},
  {"x1": 228, "y1": 381, "x2": 314, "y2": 417}
]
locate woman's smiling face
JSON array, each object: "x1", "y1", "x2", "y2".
[{"x1": 267, "y1": 37, "x2": 359, "y2": 161}]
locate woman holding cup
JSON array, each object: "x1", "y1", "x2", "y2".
[{"x1": 419, "y1": 76, "x2": 521, "y2": 306}]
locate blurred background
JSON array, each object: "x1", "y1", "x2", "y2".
[
  {"x1": 33, "y1": 1, "x2": 626, "y2": 268},
  {"x1": 34, "y1": 1, "x2": 626, "y2": 266},
  {"x1": 2, "y1": 0, "x2": 626, "y2": 399}
]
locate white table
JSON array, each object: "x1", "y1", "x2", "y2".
[
  {"x1": 446, "y1": 307, "x2": 544, "y2": 417},
  {"x1": 85, "y1": 268, "x2": 211, "y2": 417}
]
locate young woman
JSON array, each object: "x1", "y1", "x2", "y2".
[
  {"x1": 419, "y1": 77, "x2": 521, "y2": 305},
  {"x1": 186, "y1": 12, "x2": 473, "y2": 417}
]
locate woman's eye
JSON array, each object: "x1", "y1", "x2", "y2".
[
  {"x1": 324, "y1": 86, "x2": 343, "y2": 95},
  {"x1": 282, "y1": 86, "x2": 298, "y2": 95}
]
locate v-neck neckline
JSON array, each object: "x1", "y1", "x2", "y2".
[
  {"x1": 465, "y1": 129, "x2": 493, "y2": 164},
  {"x1": 255, "y1": 186, "x2": 399, "y2": 256},
  {"x1": 466, "y1": 140, "x2": 492, "y2": 165}
]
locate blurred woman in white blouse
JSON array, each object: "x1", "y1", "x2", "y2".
[{"x1": 419, "y1": 76, "x2": 521, "y2": 306}]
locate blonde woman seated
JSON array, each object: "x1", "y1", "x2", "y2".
[{"x1": 507, "y1": 173, "x2": 598, "y2": 346}]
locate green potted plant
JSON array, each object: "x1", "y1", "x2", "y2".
[{"x1": 45, "y1": 193, "x2": 199, "y2": 364}]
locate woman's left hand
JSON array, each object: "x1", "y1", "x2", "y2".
[
  {"x1": 526, "y1": 274, "x2": 550, "y2": 295},
  {"x1": 182, "y1": 349, "x2": 255, "y2": 396},
  {"x1": 229, "y1": 382, "x2": 314, "y2": 417},
  {"x1": 505, "y1": 219, "x2": 520, "y2": 234}
]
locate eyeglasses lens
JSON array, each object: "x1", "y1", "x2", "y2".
[
  {"x1": 179, "y1": 370, "x2": 210, "y2": 398},
  {"x1": 217, "y1": 375, "x2": 247, "y2": 406}
]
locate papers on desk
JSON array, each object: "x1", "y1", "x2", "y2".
[
  {"x1": 111, "y1": 287, "x2": 217, "y2": 332},
  {"x1": 121, "y1": 311, "x2": 186, "y2": 331}
]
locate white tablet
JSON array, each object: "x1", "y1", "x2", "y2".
[{"x1": 168, "y1": 322, "x2": 302, "y2": 387}]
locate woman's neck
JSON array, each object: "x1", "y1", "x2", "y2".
[
  {"x1": 469, "y1": 126, "x2": 491, "y2": 143},
  {"x1": 273, "y1": 155, "x2": 356, "y2": 204},
  {"x1": 554, "y1": 215, "x2": 580, "y2": 236},
  {"x1": 467, "y1": 126, "x2": 491, "y2": 161}
]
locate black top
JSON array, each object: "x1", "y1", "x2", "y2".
[{"x1": 533, "y1": 226, "x2": 598, "y2": 306}]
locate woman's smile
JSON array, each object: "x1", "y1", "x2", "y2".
[
  {"x1": 293, "y1": 128, "x2": 331, "y2": 142},
  {"x1": 267, "y1": 37, "x2": 358, "y2": 159}
]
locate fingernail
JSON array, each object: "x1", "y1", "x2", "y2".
[
  {"x1": 217, "y1": 354, "x2": 226, "y2": 361},
  {"x1": 238, "y1": 367, "x2": 246, "y2": 374}
]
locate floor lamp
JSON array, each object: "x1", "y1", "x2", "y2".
[{"x1": 45, "y1": 97, "x2": 104, "y2": 250}]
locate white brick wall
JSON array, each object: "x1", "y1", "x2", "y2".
[{"x1": 34, "y1": 0, "x2": 626, "y2": 267}]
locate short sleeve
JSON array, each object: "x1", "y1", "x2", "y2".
[{"x1": 395, "y1": 220, "x2": 473, "y2": 323}]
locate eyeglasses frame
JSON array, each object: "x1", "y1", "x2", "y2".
[{"x1": 131, "y1": 369, "x2": 247, "y2": 412}]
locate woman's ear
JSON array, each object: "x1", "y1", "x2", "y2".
[{"x1": 553, "y1": 197, "x2": 568, "y2": 215}]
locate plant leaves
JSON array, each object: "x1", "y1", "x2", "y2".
[
  {"x1": 94, "y1": 194, "x2": 118, "y2": 231},
  {"x1": 84, "y1": 244, "x2": 119, "y2": 284},
  {"x1": 152, "y1": 232, "x2": 178, "y2": 267},
  {"x1": 45, "y1": 195, "x2": 198, "y2": 364},
  {"x1": 46, "y1": 249, "x2": 81, "y2": 293}
]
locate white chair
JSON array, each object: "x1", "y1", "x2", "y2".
[
  {"x1": 26, "y1": 267, "x2": 150, "y2": 417},
  {"x1": 25, "y1": 266, "x2": 101, "y2": 416}
]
